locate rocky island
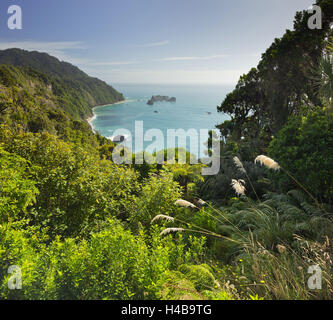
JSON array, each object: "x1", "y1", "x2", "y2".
[{"x1": 147, "y1": 95, "x2": 176, "y2": 105}]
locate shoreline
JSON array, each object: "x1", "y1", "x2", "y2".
[{"x1": 86, "y1": 99, "x2": 130, "y2": 132}]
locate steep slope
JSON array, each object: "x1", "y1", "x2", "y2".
[
  {"x1": 0, "y1": 48, "x2": 124, "y2": 119},
  {"x1": 0, "y1": 64, "x2": 115, "y2": 151}
]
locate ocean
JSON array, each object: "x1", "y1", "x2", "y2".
[{"x1": 89, "y1": 84, "x2": 231, "y2": 158}]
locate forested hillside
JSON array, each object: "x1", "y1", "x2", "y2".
[
  {"x1": 0, "y1": 63, "x2": 119, "y2": 155},
  {"x1": 0, "y1": 48, "x2": 124, "y2": 119}
]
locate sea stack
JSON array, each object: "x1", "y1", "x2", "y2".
[{"x1": 147, "y1": 95, "x2": 176, "y2": 105}]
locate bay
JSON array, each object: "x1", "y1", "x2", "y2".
[{"x1": 90, "y1": 84, "x2": 231, "y2": 158}]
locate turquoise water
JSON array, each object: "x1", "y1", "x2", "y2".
[{"x1": 90, "y1": 84, "x2": 231, "y2": 158}]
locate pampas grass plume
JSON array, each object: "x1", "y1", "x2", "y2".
[
  {"x1": 233, "y1": 156, "x2": 246, "y2": 174},
  {"x1": 160, "y1": 227, "x2": 184, "y2": 236},
  {"x1": 151, "y1": 214, "x2": 175, "y2": 223},
  {"x1": 255, "y1": 155, "x2": 280, "y2": 171},
  {"x1": 174, "y1": 199, "x2": 198, "y2": 209},
  {"x1": 197, "y1": 199, "x2": 207, "y2": 206},
  {"x1": 231, "y1": 179, "x2": 246, "y2": 196},
  {"x1": 276, "y1": 244, "x2": 287, "y2": 254}
]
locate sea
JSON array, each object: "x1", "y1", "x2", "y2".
[{"x1": 89, "y1": 84, "x2": 231, "y2": 159}]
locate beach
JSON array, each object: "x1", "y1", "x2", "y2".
[{"x1": 86, "y1": 99, "x2": 130, "y2": 132}]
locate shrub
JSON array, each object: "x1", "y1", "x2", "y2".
[
  {"x1": 0, "y1": 147, "x2": 38, "y2": 223},
  {"x1": 269, "y1": 108, "x2": 333, "y2": 203}
]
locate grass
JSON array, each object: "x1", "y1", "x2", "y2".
[{"x1": 152, "y1": 154, "x2": 333, "y2": 300}]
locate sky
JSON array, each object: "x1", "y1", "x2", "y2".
[{"x1": 0, "y1": 0, "x2": 314, "y2": 85}]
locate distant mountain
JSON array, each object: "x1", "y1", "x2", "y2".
[{"x1": 0, "y1": 48, "x2": 124, "y2": 119}]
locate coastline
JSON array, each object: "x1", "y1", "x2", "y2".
[{"x1": 86, "y1": 99, "x2": 129, "y2": 132}]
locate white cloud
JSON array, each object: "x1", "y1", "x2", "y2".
[
  {"x1": 0, "y1": 40, "x2": 257, "y2": 85},
  {"x1": 87, "y1": 61, "x2": 138, "y2": 66},
  {"x1": 134, "y1": 40, "x2": 170, "y2": 48},
  {"x1": 0, "y1": 40, "x2": 86, "y2": 51},
  {"x1": 160, "y1": 54, "x2": 229, "y2": 62},
  {"x1": 0, "y1": 40, "x2": 140, "y2": 68},
  {"x1": 82, "y1": 68, "x2": 245, "y2": 85},
  {"x1": 0, "y1": 40, "x2": 87, "y2": 63},
  {"x1": 0, "y1": 40, "x2": 85, "y2": 53}
]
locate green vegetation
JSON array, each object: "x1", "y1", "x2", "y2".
[
  {"x1": 0, "y1": 48, "x2": 124, "y2": 119},
  {"x1": 0, "y1": 0, "x2": 332, "y2": 300}
]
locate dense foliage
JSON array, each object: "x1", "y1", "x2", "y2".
[{"x1": 269, "y1": 107, "x2": 333, "y2": 203}]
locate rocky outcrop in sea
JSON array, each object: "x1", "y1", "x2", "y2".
[{"x1": 147, "y1": 95, "x2": 176, "y2": 105}]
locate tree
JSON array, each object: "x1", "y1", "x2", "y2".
[
  {"x1": 269, "y1": 107, "x2": 333, "y2": 203},
  {"x1": 170, "y1": 163, "x2": 205, "y2": 197},
  {"x1": 0, "y1": 147, "x2": 38, "y2": 223},
  {"x1": 312, "y1": 37, "x2": 333, "y2": 111},
  {"x1": 217, "y1": 0, "x2": 333, "y2": 148}
]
